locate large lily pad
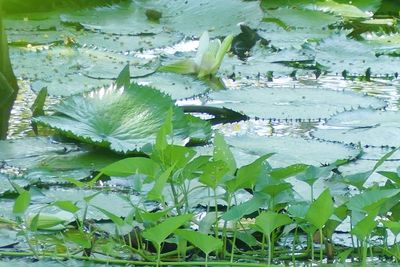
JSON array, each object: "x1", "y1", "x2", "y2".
[
  {"x1": 134, "y1": 72, "x2": 209, "y2": 100},
  {"x1": 312, "y1": 109, "x2": 400, "y2": 147},
  {"x1": 34, "y1": 83, "x2": 211, "y2": 153},
  {"x1": 311, "y1": 34, "x2": 400, "y2": 76},
  {"x1": 225, "y1": 135, "x2": 359, "y2": 168},
  {"x1": 72, "y1": 31, "x2": 184, "y2": 53},
  {"x1": 220, "y1": 45, "x2": 314, "y2": 78},
  {"x1": 10, "y1": 46, "x2": 158, "y2": 96},
  {"x1": 0, "y1": 138, "x2": 123, "y2": 184},
  {"x1": 204, "y1": 87, "x2": 385, "y2": 121},
  {"x1": 60, "y1": 2, "x2": 164, "y2": 35},
  {"x1": 62, "y1": 0, "x2": 263, "y2": 37}
]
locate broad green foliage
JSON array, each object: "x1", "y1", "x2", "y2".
[
  {"x1": 34, "y1": 82, "x2": 211, "y2": 153},
  {"x1": 2, "y1": 0, "x2": 400, "y2": 265},
  {"x1": 205, "y1": 86, "x2": 385, "y2": 120},
  {"x1": 312, "y1": 109, "x2": 400, "y2": 147}
]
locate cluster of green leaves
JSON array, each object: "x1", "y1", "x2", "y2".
[{"x1": 3, "y1": 120, "x2": 400, "y2": 265}]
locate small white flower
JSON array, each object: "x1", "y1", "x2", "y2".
[{"x1": 160, "y1": 31, "x2": 233, "y2": 78}]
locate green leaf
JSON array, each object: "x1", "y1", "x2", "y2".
[
  {"x1": 175, "y1": 229, "x2": 223, "y2": 255},
  {"x1": 147, "y1": 167, "x2": 173, "y2": 202},
  {"x1": 35, "y1": 82, "x2": 211, "y2": 153},
  {"x1": 93, "y1": 206, "x2": 125, "y2": 227},
  {"x1": 351, "y1": 214, "x2": 378, "y2": 241},
  {"x1": 30, "y1": 87, "x2": 47, "y2": 117},
  {"x1": 213, "y1": 132, "x2": 236, "y2": 173},
  {"x1": 222, "y1": 194, "x2": 266, "y2": 221},
  {"x1": 53, "y1": 201, "x2": 79, "y2": 214},
  {"x1": 101, "y1": 157, "x2": 160, "y2": 178},
  {"x1": 269, "y1": 164, "x2": 309, "y2": 180},
  {"x1": 226, "y1": 154, "x2": 272, "y2": 192},
  {"x1": 255, "y1": 211, "x2": 292, "y2": 236},
  {"x1": 28, "y1": 213, "x2": 68, "y2": 230},
  {"x1": 306, "y1": 189, "x2": 334, "y2": 229},
  {"x1": 142, "y1": 214, "x2": 193, "y2": 245},
  {"x1": 152, "y1": 145, "x2": 196, "y2": 171},
  {"x1": 347, "y1": 189, "x2": 400, "y2": 213},
  {"x1": 378, "y1": 171, "x2": 400, "y2": 184},
  {"x1": 297, "y1": 165, "x2": 331, "y2": 186},
  {"x1": 382, "y1": 219, "x2": 400, "y2": 236},
  {"x1": 13, "y1": 190, "x2": 30, "y2": 215},
  {"x1": 199, "y1": 160, "x2": 230, "y2": 189},
  {"x1": 115, "y1": 64, "x2": 130, "y2": 89}
]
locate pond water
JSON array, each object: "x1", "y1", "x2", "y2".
[{"x1": 2, "y1": 0, "x2": 400, "y2": 265}]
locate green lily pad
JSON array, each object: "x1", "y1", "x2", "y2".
[
  {"x1": 72, "y1": 31, "x2": 184, "y2": 53},
  {"x1": 205, "y1": 87, "x2": 385, "y2": 120},
  {"x1": 311, "y1": 34, "x2": 400, "y2": 76},
  {"x1": 10, "y1": 46, "x2": 158, "y2": 96},
  {"x1": 0, "y1": 138, "x2": 123, "y2": 184},
  {"x1": 220, "y1": 46, "x2": 313, "y2": 78},
  {"x1": 62, "y1": 0, "x2": 263, "y2": 37},
  {"x1": 60, "y1": 2, "x2": 164, "y2": 35},
  {"x1": 134, "y1": 72, "x2": 209, "y2": 100},
  {"x1": 34, "y1": 83, "x2": 211, "y2": 153},
  {"x1": 262, "y1": 8, "x2": 340, "y2": 30},
  {"x1": 225, "y1": 135, "x2": 359, "y2": 168},
  {"x1": 312, "y1": 109, "x2": 400, "y2": 147},
  {"x1": 4, "y1": 12, "x2": 62, "y2": 32}
]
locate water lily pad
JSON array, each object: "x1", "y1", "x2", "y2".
[
  {"x1": 61, "y1": 0, "x2": 263, "y2": 37},
  {"x1": 60, "y1": 2, "x2": 163, "y2": 35},
  {"x1": 311, "y1": 34, "x2": 400, "y2": 76},
  {"x1": 0, "y1": 137, "x2": 122, "y2": 184},
  {"x1": 205, "y1": 87, "x2": 385, "y2": 120},
  {"x1": 72, "y1": 31, "x2": 184, "y2": 53},
  {"x1": 262, "y1": 8, "x2": 340, "y2": 30},
  {"x1": 134, "y1": 72, "x2": 209, "y2": 99},
  {"x1": 4, "y1": 12, "x2": 62, "y2": 32},
  {"x1": 220, "y1": 46, "x2": 313, "y2": 78},
  {"x1": 34, "y1": 84, "x2": 211, "y2": 153},
  {"x1": 226, "y1": 135, "x2": 359, "y2": 168},
  {"x1": 10, "y1": 46, "x2": 158, "y2": 95},
  {"x1": 312, "y1": 109, "x2": 400, "y2": 147}
]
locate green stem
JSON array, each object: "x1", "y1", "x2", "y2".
[
  {"x1": 310, "y1": 233, "x2": 314, "y2": 262},
  {"x1": 0, "y1": 251, "x2": 274, "y2": 266},
  {"x1": 267, "y1": 234, "x2": 272, "y2": 266},
  {"x1": 170, "y1": 183, "x2": 181, "y2": 215},
  {"x1": 319, "y1": 228, "x2": 323, "y2": 263},
  {"x1": 156, "y1": 244, "x2": 161, "y2": 267},
  {"x1": 214, "y1": 188, "x2": 219, "y2": 240},
  {"x1": 361, "y1": 239, "x2": 367, "y2": 267}
]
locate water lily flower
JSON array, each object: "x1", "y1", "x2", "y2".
[{"x1": 159, "y1": 31, "x2": 233, "y2": 78}]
